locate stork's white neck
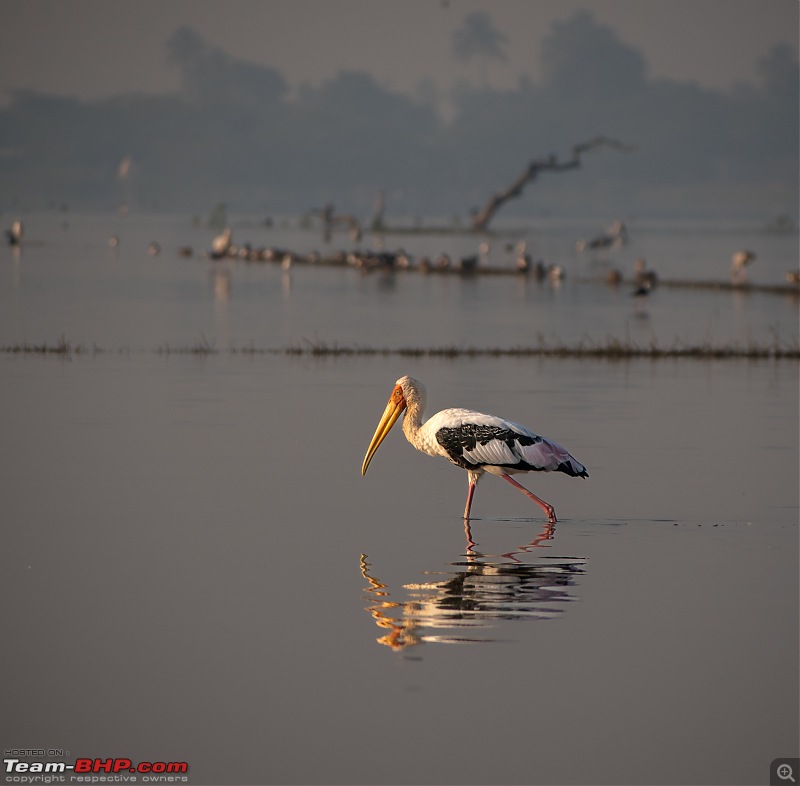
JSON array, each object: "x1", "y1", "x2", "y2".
[
  {"x1": 401, "y1": 393, "x2": 424, "y2": 445},
  {"x1": 395, "y1": 376, "x2": 438, "y2": 454},
  {"x1": 396, "y1": 377, "x2": 451, "y2": 459}
]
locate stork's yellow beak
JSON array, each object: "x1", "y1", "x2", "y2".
[{"x1": 361, "y1": 386, "x2": 407, "y2": 476}]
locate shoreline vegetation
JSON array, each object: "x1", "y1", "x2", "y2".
[{"x1": 4, "y1": 336, "x2": 799, "y2": 360}]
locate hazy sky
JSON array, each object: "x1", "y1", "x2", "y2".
[{"x1": 1, "y1": 0, "x2": 797, "y2": 108}]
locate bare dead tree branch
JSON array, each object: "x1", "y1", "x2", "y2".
[{"x1": 470, "y1": 136, "x2": 636, "y2": 232}]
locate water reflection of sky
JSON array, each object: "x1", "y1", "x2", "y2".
[
  {"x1": 1, "y1": 214, "x2": 797, "y2": 352},
  {"x1": 2, "y1": 214, "x2": 797, "y2": 786}
]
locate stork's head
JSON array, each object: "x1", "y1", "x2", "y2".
[
  {"x1": 394, "y1": 375, "x2": 426, "y2": 410},
  {"x1": 361, "y1": 376, "x2": 424, "y2": 476}
]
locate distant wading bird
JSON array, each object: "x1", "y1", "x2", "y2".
[
  {"x1": 576, "y1": 220, "x2": 627, "y2": 252},
  {"x1": 361, "y1": 376, "x2": 588, "y2": 522},
  {"x1": 731, "y1": 249, "x2": 756, "y2": 284},
  {"x1": 210, "y1": 227, "x2": 233, "y2": 259},
  {"x1": 5, "y1": 220, "x2": 23, "y2": 246}
]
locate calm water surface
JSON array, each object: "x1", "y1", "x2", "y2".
[
  {"x1": 2, "y1": 213, "x2": 798, "y2": 785},
  {"x1": 2, "y1": 212, "x2": 798, "y2": 351}
]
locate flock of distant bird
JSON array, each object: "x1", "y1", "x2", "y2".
[
  {"x1": 195, "y1": 222, "x2": 785, "y2": 290},
  {"x1": 4, "y1": 216, "x2": 799, "y2": 288},
  {"x1": 201, "y1": 227, "x2": 574, "y2": 281},
  {"x1": 206, "y1": 225, "x2": 488, "y2": 273}
]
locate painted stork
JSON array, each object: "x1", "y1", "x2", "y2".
[{"x1": 361, "y1": 376, "x2": 588, "y2": 522}]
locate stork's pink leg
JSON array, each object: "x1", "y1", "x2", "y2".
[
  {"x1": 499, "y1": 474, "x2": 558, "y2": 523},
  {"x1": 463, "y1": 480, "x2": 477, "y2": 520},
  {"x1": 463, "y1": 519, "x2": 476, "y2": 554}
]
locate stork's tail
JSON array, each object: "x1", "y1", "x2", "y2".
[{"x1": 558, "y1": 457, "x2": 588, "y2": 478}]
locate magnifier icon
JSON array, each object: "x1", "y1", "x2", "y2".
[{"x1": 778, "y1": 764, "x2": 796, "y2": 782}]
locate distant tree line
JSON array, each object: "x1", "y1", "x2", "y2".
[{"x1": 0, "y1": 12, "x2": 796, "y2": 220}]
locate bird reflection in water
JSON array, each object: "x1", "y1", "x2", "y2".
[{"x1": 360, "y1": 521, "x2": 585, "y2": 652}]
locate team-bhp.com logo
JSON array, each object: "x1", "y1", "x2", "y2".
[{"x1": 4, "y1": 757, "x2": 189, "y2": 783}]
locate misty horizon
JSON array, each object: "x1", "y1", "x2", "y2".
[{"x1": 1, "y1": 10, "x2": 797, "y2": 222}]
